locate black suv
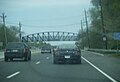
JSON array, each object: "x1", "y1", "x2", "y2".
[{"x1": 4, "y1": 42, "x2": 31, "y2": 61}]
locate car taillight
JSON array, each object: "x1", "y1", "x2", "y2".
[
  {"x1": 23, "y1": 49, "x2": 27, "y2": 53},
  {"x1": 75, "y1": 50, "x2": 80, "y2": 55}
]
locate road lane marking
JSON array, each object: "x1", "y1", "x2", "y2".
[
  {"x1": 6, "y1": 71, "x2": 20, "y2": 79},
  {"x1": 82, "y1": 56, "x2": 117, "y2": 82},
  {"x1": 36, "y1": 61, "x2": 41, "y2": 64},
  {"x1": 46, "y1": 57, "x2": 49, "y2": 60}
]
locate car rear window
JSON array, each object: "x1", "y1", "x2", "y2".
[
  {"x1": 6, "y1": 43, "x2": 24, "y2": 49},
  {"x1": 42, "y1": 46, "x2": 51, "y2": 49},
  {"x1": 58, "y1": 44, "x2": 76, "y2": 49}
]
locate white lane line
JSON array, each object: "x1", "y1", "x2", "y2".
[
  {"x1": 46, "y1": 57, "x2": 49, "y2": 60},
  {"x1": 6, "y1": 71, "x2": 20, "y2": 79},
  {"x1": 36, "y1": 61, "x2": 41, "y2": 64},
  {"x1": 82, "y1": 56, "x2": 117, "y2": 82}
]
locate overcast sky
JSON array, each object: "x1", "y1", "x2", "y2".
[{"x1": 0, "y1": 0, "x2": 92, "y2": 35}]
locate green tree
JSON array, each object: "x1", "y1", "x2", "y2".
[
  {"x1": 0, "y1": 24, "x2": 20, "y2": 48},
  {"x1": 77, "y1": 0, "x2": 120, "y2": 49},
  {"x1": 7, "y1": 26, "x2": 20, "y2": 42},
  {"x1": 89, "y1": 0, "x2": 120, "y2": 49}
]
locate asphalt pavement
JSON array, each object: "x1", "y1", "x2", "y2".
[
  {"x1": 0, "y1": 50, "x2": 120, "y2": 82},
  {"x1": 0, "y1": 51, "x2": 4, "y2": 59}
]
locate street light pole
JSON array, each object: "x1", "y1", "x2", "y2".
[
  {"x1": 19, "y1": 22, "x2": 22, "y2": 42},
  {"x1": 84, "y1": 9, "x2": 90, "y2": 48},
  {"x1": 99, "y1": 0, "x2": 107, "y2": 49},
  {"x1": 81, "y1": 20, "x2": 84, "y2": 49},
  {"x1": 0, "y1": 13, "x2": 7, "y2": 47}
]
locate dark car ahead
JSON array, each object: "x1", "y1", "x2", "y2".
[
  {"x1": 4, "y1": 42, "x2": 31, "y2": 61},
  {"x1": 53, "y1": 44, "x2": 81, "y2": 64},
  {"x1": 41, "y1": 45, "x2": 51, "y2": 53}
]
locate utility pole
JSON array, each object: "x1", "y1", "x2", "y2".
[
  {"x1": 19, "y1": 22, "x2": 22, "y2": 42},
  {"x1": 99, "y1": 0, "x2": 107, "y2": 49},
  {"x1": 81, "y1": 20, "x2": 84, "y2": 49},
  {"x1": 0, "y1": 13, "x2": 7, "y2": 47},
  {"x1": 84, "y1": 9, "x2": 90, "y2": 48}
]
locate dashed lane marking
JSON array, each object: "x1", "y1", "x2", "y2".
[
  {"x1": 6, "y1": 71, "x2": 20, "y2": 79},
  {"x1": 36, "y1": 61, "x2": 41, "y2": 64},
  {"x1": 46, "y1": 57, "x2": 50, "y2": 60},
  {"x1": 82, "y1": 56, "x2": 117, "y2": 82}
]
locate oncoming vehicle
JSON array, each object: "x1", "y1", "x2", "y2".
[
  {"x1": 4, "y1": 42, "x2": 31, "y2": 61},
  {"x1": 41, "y1": 45, "x2": 51, "y2": 53},
  {"x1": 53, "y1": 44, "x2": 81, "y2": 64}
]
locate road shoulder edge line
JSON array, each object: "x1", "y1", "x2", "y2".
[{"x1": 82, "y1": 56, "x2": 117, "y2": 82}]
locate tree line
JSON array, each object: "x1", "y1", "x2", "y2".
[
  {"x1": 0, "y1": 23, "x2": 20, "y2": 48},
  {"x1": 77, "y1": 0, "x2": 120, "y2": 49}
]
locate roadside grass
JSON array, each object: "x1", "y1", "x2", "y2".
[
  {"x1": 110, "y1": 54, "x2": 120, "y2": 58},
  {"x1": 88, "y1": 50, "x2": 120, "y2": 58}
]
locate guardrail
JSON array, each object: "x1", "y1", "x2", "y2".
[{"x1": 87, "y1": 48, "x2": 120, "y2": 54}]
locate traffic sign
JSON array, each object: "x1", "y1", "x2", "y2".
[{"x1": 114, "y1": 32, "x2": 120, "y2": 40}]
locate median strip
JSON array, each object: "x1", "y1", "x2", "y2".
[
  {"x1": 82, "y1": 56, "x2": 117, "y2": 82},
  {"x1": 6, "y1": 71, "x2": 20, "y2": 79}
]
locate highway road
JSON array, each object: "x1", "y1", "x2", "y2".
[{"x1": 0, "y1": 50, "x2": 120, "y2": 82}]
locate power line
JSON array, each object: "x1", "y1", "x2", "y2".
[
  {"x1": 38, "y1": 15, "x2": 81, "y2": 21},
  {"x1": 6, "y1": 15, "x2": 81, "y2": 22},
  {"x1": 22, "y1": 23, "x2": 80, "y2": 28},
  {"x1": 5, "y1": 22, "x2": 80, "y2": 28}
]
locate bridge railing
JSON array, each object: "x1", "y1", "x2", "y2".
[{"x1": 22, "y1": 31, "x2": 78, "y2": 42}]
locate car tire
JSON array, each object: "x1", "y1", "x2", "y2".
[
  {"x1": 28, "y1": 52, "x2": 31, "y2": 61},
  {"x1": 77, "y1": 59, "x2": 81, "y2": 64},
  {"x1": 53, "y1": 59, "x2": 58, "y2": 64},
  {"x1": 24, "y1": 56, "x2": 28, "y2": 61},
  {"x1": 4, "y1": 56, "x2": 8, "y2": 62},
  {"x1": 10, "y1": 58, "x2": 13, "y2": 61},
  {"x1": 28, "y1": 55, "x2": 31, "y2": 60}
]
